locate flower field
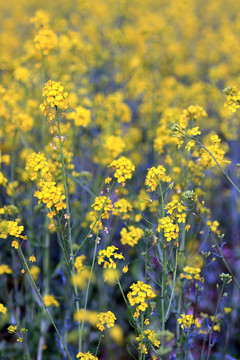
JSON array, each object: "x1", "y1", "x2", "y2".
[{"x1": 1, "y1": 0, "x2": 240, "y2": 359}]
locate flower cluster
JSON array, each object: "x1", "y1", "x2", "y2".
[
  {"x1": 67, "y1": 106, "x2": 91, "y2": 127},
  {"x1": 157, "y1": 216, "x2": 179, "y2": 242},
  {"x1": 25, "y1": 152, "x2": 50, "y2": 181},
  {"x1": 182, "y1": 105, "x2": 207, "y2": 122},
  {"x1": 0, "y1": 303, "x2": 7, "y2": 314},
  {"x1": 96, "y1": 311, "x2": 116, "y2": 331},
  {"x1": 223, "y1": 85, "x2": 240, "y2": 112},
  {"x1": 0, "y1": 220, "x2": 24, "y2": 239},
  {"x1": 33, "y1": 28, "x2": 58, "y2": 55},
  {"x1": 74, "y1": 309, "x2": 98, "y2": 327},
  {"x1": 74, "y1": 255, "x2": 86, "y2": 272},
  {"x1": 178, "y1": 314, "x2": 201, "y2": 330},
  {"x1": 34, "y1": 181, "x2": 66, "y2": 212},
  {"x1": 76, "y1": 352, "x2": 98, "y2": 360},
  {"x1": 0, "y1": 264, "x2": 12, "y2": 275},
  {"x1": 164, "y1": 200, "x2": 187, "y2": 224},
  {"x1": 108, "y1": 157, "x2": 135, "y2": 186},
  {"x1": 43, "y1": 294, "x2": 60, "y2": 307},
  {"x1": 98, "y1": 246, "x2": 124, "y2": 269},
  {"x1": 104, "y1": 135, "x2": 126, "y2": 161},
  {"x1": 136, "y1": 329, "x2": 160, "y2": 354},
  {"x1": 112, "y1": 198, "x2": 133, "y2": 219},
  {"x1": 180, "y1": 266, "x2": 204, "y2": 282},
  {"x1": 120, "y1": 226, "x2": 144, "y2": 247},
  {"x1": 91, "y1": 196, "x2": 113, "y2": 219},
  {"x1": 40, "y1": 80, "x2": 68, "y2": 120},
  {"x1": 145, "y1": 165, "x2": 171, "y2": 192},
  {"x1": 127, "y1": 281, "x2": 156, "y2": 318}
]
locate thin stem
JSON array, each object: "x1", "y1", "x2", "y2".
[
  {"x1": 165, "y1": 248, "x2": 179, "y2": 321},
  {"x1": 194, "y1": 209, "x2": 240, "y2": 290},
  {"x1": 56, "y1": 110, "x2": 81, "y2": 351},
  {"x1": 196, "y1": 139, "x2": 240, "y2": 194},
  {"x1": 158, "y1": 182, "x2": 166, "y2": 337},
  {"x1": 206, "y1": 281, "x2": 226, "y2": 360},
  {"x1": 95, "y1": 333, "x2": 103, "y2": 357},
  {"x1": 74, "y1": 180, "x2": 116, "y2": 257},
  {"x1": 17, "y1": 246, "x2": 72, "y2": 360},
  {"x1": 79, "y1": 231, "x2": 99, "y2": 350}
]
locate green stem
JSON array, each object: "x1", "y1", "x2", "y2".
[
  {"x1": 165, "y1": 248, "x2": 179, "y2": 321},
  {"x1": 95, "y1": 333, "x2": 103, "y2": 357},
  {"x1": 56, "y1": 110, "x2": 82, "y2": 351},
  {"x1": 74, "y1": 180, "x2": 116, "y2": 257},
  {"x1": 17, "y1": 247, "x2": 72, "y2": 360},
  {"x1": 159, "y1": 182, "x2": 166, "y2": 336},
  {"x1": 79, "y1": 231, "x2": 99, "y2": 351},
  {"x1": 195, "y1": 209, "x2": 240, "y2": 290},
  {"x1": 206, "y1": 281, "x2": 226, "y2": 360},
  {"x1": 196, "y1": 139, "x2": 240, "y2": 194}
]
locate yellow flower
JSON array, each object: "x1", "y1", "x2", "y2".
[
  {"x1": 98, "y1": 246, "x2": 124, "y2": 269},
  {"x1": 40, "y1": 80, "x2": 68, "y2": 120},
  {"x1": 34, "y1": 28, "x2": 58, "y2": 55},
  {"x1": 30, "y1": 266, "x2": 40, "y2": 281},
  {"x1": 11, "y1": 241, "x2": 19, "y2": 249},
  {"x1": 177, "y1": 314, "x2": 201, "y2": 330},
  {"x1": 25, "y1": 152, "x2": 50, "y2": 181},
  {"x1": 91, "y1": 196, "x2": 113, "y2": 219},
  {"x1": 73, "y1": 309, "x2": 98, "y2": 327},
  {"x1": 76, "y1": 352, "x2": 98, "y2": 360},
  {"x1": 108, "y1": 157, "x2": 135, "y2": 187},
  {"x1": 103, "y1": 268, "x2": 119, "y2": 285},
  {"x1": 120, "y1": 226, "x2": 144, "y2": 247},
  {"x1": 43, "y1": 294, "x2": 60, "y2": 307},
  {"x1": 109, "y1": 325, "x2": 124, "y2": 345},
  {"x1": 29, "y1": 255, "x2": 36, "y2": 263},
  {"x1": 157, "y1": 216, "x2": 179, "y2": 242},
  {"x1": 224, "y1": 307, "x2": 232, "y2": 314},
  {"x1": 0, "y1": 303, "x2": 7, "y2": 314},
  {"x1": 34, "y1": 181, "x2": 66, "y2": 212},
  {"x1": 97, "y1": 311, "x2": 116, "y2": 331},
  {"x1": 74, "y1": 255, "x2": 86, "y2": 272},
  {"x1": 7, "y1": 325, "x2": 17, "y2": 333},
  {"x1": 67, "y1": 106, "x2": 91, "y2": 127},
  {"x1": 127, "y1": 281, "x2": 156, "y2": 318},
  {"x1": 0, "y1": 264, "x2": 12, "y2": 275},
  {"x1": 0, "y1": 220, "x2": 24, "y2": 239},
  {"x1": 145, "y1": 165, "x2": 171, "y2": 192}
]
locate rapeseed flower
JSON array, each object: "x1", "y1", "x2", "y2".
[
  {"x1": 43, "y1": 294, "x2": 60, "y2": 307},
  {"x1": 120, "y1": 226, "x2": 144, "y2": 247},
  {"x1": 98, "y1": 246, "x2": 124, "y2": 269},
  {"x1": 145, "y1": 165, "x2": 171, "y2": 192},
  {"x1": 127, "y1": 281, "x2": 156, "y2": 318},
  {"x1": 76, "y1": 352, "x2": 98, "y2": 360},
  {"x1": 109, "y1": 157, "x2": 135, "y2": 187},
  {"x1": 96, "y1": 311, "x2": 116, "y2": 331}
]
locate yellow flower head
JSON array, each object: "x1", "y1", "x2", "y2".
[
  {"x1": 98, "y1": 246, "x2": 124, "y2": 269},
  {"x1": 25, "y1": 152, "x2": 50, "y2": 181},
  {"x1": 43, "y1": 294, "x2": 60, "y2": 307},
  {"x1": 91, "y1": 196, "x2": 113, "y2": 219},
  {"x1": 108, "y1": 157, "x2": 135, "y2": 187},
  {"x1": 120, "y1": 226, "x2": 144, "y2": 247},
  {"x1": 76, "y1": 352, "x2": 98, "y2": 360},
  {"x1": 145, "y1": 165, "x2": 171, "y2": 192},
  {"x1": 0, "y1": 264, "x2": 12, "y2": 275},
  {"x1": 96, "y1": 311, "x2": 116, "y2": 331},
  {"x1": 0, "y1": 303, "x2": 7, "y2": 314},
  {"x1": 177, "y1": 314, "x2": 201, "y2": 330},
  {"x1": 40, "y1": 80, "x2": 68, "y2": 120},
  {"x1": 127, "y1": 281, "x2": 156, "y2": 318}
]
